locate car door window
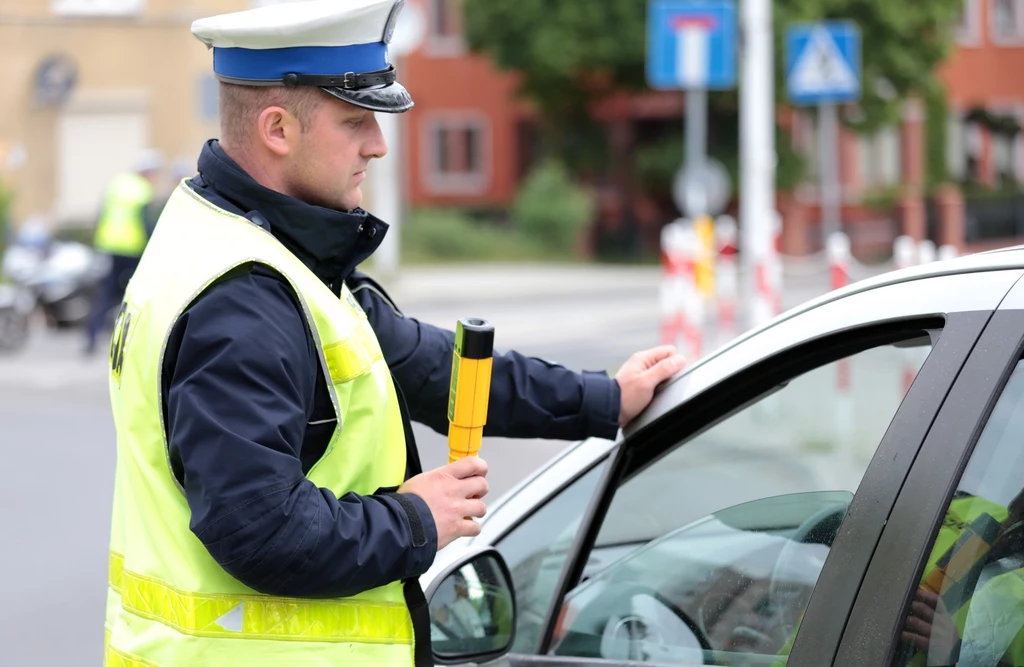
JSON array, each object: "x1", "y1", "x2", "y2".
[
  {"x1": 548, "y1": 336, "x2": 935, "y2": 665},
  {"x1": 891, "y1": 359, "x2": 1024, "y2": 667},
  {"x1": 495, "y1": 460, "x2": 609, "y2": 654}
]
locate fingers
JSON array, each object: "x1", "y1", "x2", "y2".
[
  {"x1": 642, "y1": 353, "x2": 686, "y2": 382},
  {"x1": 461, "y1": 475, "x2": 489, "y2": 501},
  {"x1": 458, "y1": 518, "x2": 483, "y2": 538},
  {"x1": 462, "y1": 498, "x2": 487, "y2": 519},
  {"x1": 915, "y1": 589, "x2": 940, "y2": 607},
  {"x1": 901, "y1": 631, "x2": 929, "y2": 651},
  {"x1": 636, "y1": 345, "x2": 679, "y2": 366},
  {"x1": 904, "y1": 615, "x2": 932, "y2": 638},
  {"x1": 910, "y1": 600, "x2": 935, "y2": 624},
  {"x1": 447, "y1": 456, "x2": 488, "y2": 480}
]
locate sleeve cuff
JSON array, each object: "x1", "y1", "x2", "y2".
[
  {"x1": 581, "y1": 371, "x2": 622, "y2": 440},
  {"x1": 382, "y1": 492, "x2": 438, "y2": 573}
]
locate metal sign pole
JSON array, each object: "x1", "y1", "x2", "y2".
[
  {"x1": 818, "y1": 101, "x2": 841, "y2": 242},
  {"x1": 686, "y1": 87, "x2": 709, "y2": 217},
  {"x1": 740, "y1": 0, "x2": 774, "y2": 330}
]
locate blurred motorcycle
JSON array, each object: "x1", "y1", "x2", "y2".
[
  {"x1": 2, "y1": 225, "x2": 109, "y2": 331},
  {"x1": 0, "y1": 282, "x2": 34, "y2": 352}
]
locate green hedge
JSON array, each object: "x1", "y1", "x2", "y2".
[
  {"x1": 398, "y1": 162, "x2": 596, "y2": 264},
  {"x1": 511, "y1": 159, "x2": 595, "y2": 255},
  {"x1": 399, "y1": 208, "x2": 550, "y2": 264}
]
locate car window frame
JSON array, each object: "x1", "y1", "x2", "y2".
[
  {"x1": 833, "y1": 287, "x2": 1024, "y2": 666},
  {"x1": 503, "y1": 308, "x2": 999, "y2": 667}
]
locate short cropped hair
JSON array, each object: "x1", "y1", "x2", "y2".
[{"x1": 218, "y1": 82, "x2": 325, "y2": 150}]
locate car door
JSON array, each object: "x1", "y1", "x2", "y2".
[
  {"x1": 492, "y1": 267, "x2": 1022, "y2": 667},
  {"x1": 831, "y1": 276, "x2": 1024, "y2": 667}
]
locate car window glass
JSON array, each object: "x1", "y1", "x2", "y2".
[
  {"x1": 552, "y1": 336, "x2": 934, "y2": 665},
  {"x1": 891, "y1": 359, "x2": 1024, "y2": 667},
  {"x1": 553, "y1": 491, "x2": 851, "y2": 665},
  {"x1": 495, "y1": 460, "x2": 609, "y2": 654}
]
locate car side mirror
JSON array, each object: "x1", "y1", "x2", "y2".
[{"x1": 425, "y1": 547, "x2": 517, "y2": 665}]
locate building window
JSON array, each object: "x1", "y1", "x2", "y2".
[
  {"x1": 423, "y1": 115, "x2": 489, "y2": 195},
  {"x1": 956, "y1": 0, "x2": 983, "y2": 45},
  {"x1": 51, "y1": 0, "x2": 144, "y2": 15},
  {"x1": 426, "y1": 0, "x2": 466, "y2": 57},
  {"x1": 989, "y1": 105, "x2": 1024, "y2": 186},
  {"x1": 990, "y1": 0, "x2": 1024, "y2": 44},
  {"x1": 432, "y1": 0, "x2": 463, "y2": 37},
  {"x1": 858, "y1": 126, "x2": 902, "y2": 188}
]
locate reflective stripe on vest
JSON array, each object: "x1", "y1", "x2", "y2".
[
  {"x1": 109, "y1": 552, "x2": 412, "y2": 643},
  {"x1": 104, "y1": 183, "x2": 414, "y2": 665}
]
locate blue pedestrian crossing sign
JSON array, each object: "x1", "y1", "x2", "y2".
[
  {"x1": 785, "y1": 21, "x2": 862, "y2": 105},
  {"x1": 647, "y1": 0, "x2": 737, "y2": 90}
]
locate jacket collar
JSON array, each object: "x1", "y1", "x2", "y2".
[{"x1": 192, "y1": 139, "x2": 388, "y2": 291}]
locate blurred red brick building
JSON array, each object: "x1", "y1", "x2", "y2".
[{"x1": 401, "y1": 0, "x2": 1024, "y2": 257}]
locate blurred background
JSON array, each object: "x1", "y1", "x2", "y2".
[{"x1": 1, "y1": 0, "x2": 1023, "y2": 663}]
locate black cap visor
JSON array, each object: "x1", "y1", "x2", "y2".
[{"x1": 321, "y1": 81, "x2": 413, "y2": 113}]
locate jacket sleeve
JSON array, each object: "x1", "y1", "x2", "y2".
[
  {"x1": 163, "y1": 268, "x2": 437, "y2": 598},
  {"x1": 348, "y1": 273, "x2": 621, "y2": 441}
]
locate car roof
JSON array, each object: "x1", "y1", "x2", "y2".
[{"x1": 686, "y1": 244, "x2": 1024, "y2": 377}]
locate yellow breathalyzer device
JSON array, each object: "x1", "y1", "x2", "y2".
[{"x1": 447, "y1": 318, "x2": 494, "y2": 463}]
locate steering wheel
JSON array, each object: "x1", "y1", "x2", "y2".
[
  {"x1": 555, "y1": 582, "x2": 713, "y2": 662},
  {"x1": 767, "y1": 503, "x2": 849, "y2": 634}
]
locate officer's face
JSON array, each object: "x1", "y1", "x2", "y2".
[{"x1": 289, "y1": 98, "x2": 387, "y2": 211}]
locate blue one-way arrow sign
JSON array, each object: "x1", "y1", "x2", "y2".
[{"x1": 647, "y1": 0, "x2": 737, "y2": 90}]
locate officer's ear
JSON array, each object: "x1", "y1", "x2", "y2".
[{"x1": 257, "y1": 105, "x2": 302, "y2": 158}]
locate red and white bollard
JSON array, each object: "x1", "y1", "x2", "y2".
[
  {"x1": 893, "y1": 235, "x2": 918, "y2": 272},
  {"x1": 918, "y1": 239, "x2": 937, "y2": 265},
  {"x1": 828, "y1": 232, "x2": 854, "y2": 444},
  {"x1": 751, "y1": 212, "x2": 784, "y2": 327},
  {"x1": 715, "y1": 215, "x2": 739, "y2": 344},
  {"x1": 828, "y1": 232, "x2": 851, "y2": 293},
  {"x1": 660, "y1": 221, "x2": 686, "y2": 347},
  {"x1": 659, "y1": 221, "x2": 703, "y2": 362}
]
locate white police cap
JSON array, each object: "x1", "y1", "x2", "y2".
[{"x1": 191, "y1": 0, "x2": 413, "y2": 113}]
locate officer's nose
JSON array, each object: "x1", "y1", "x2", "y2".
[{"x1": 363, "y1": 113, "x2": 388, "y2": 160}]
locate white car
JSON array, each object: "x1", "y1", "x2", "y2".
[{"x1": 420, "y1": 245, "x2": 1024, "y2": 667}]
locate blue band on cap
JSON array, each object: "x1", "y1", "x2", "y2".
[{"x1": 214, "y1": 43, "x2": 389, "y2": 81}]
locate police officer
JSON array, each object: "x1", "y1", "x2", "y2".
[
  {"x1": 83, "y1": 148, "x2": 162, "y2": 355},
  {"x1": 102, "y1": 1, "x2": 685, "y2": 665}
]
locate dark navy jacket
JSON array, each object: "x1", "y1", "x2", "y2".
[{"x1": 161, "y1": 140, "x2": 621, "y2": 599}]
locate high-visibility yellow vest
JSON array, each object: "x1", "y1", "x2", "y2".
[
  {"x1": 771, "y1": 496, "x2": 1010, "y2": 667},
  {"x1": 104, "y1": 182, "x2": 418, "y2": 666},
  {"x1": 949, "y1": 566, "x2": 1024, "y2": 666},
  {"x1": 94, "y1": 172, "x2": 152, "y2": 257}
]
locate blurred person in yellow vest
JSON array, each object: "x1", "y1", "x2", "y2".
[{"x1": 83, "y1": 149, "x2": 163, "y2": 355}]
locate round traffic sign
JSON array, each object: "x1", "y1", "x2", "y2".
[{"x1": 672, "y1": 158, "x2": 732, "y2": 218}]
